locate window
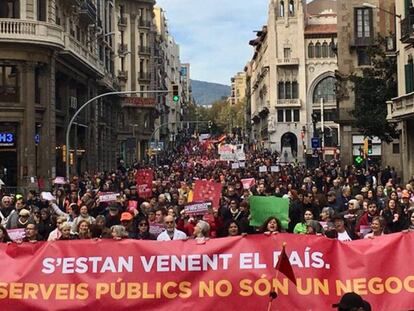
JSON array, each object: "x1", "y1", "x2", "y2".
[
  {"x1": 279, "y1": 1, "x2": 284, "y2": 17},
  {"x1": 285, "y1": 109, "x2": 292, "y2": 122},
  {"x1": 405, "y1": 57, "x2": 414, "y2": 94},
  {"x1": 293, "y1": 109, "x2": 300, "y2": 122},
  {"x1": 355, "y1": 8, "x2": 372, "y2": 40},
  {"x1": 35, "y1": 67, "x2": 41, "y2": 104},
  {"x1": 288, "y1": 0, "x2": 295, "y2": 16},
  {"x1": 308, "y1": 43, "x2": 314, "y2": 58},
  {"x1": 37, "y1": 0, "x2": 47, "y2": 21},
  {"x1": 292, "y1": 81, "x2": 298, "y2": 99},
  {"x1": 315, "y1": 42, "x2": 321, "y2": 58},
  {"x1": 313, "y1": 77, "x2": 336, "y2": 103},
  {"x1": 322, "y1": 42, "x2": 329, "y2": 58},
  {"x1": 278, "y1": 82, "x2": 285, "y2": 99},
  {"x1": 277, "y1": 109, "x2": 284, "y2": 122},
  {"x1": 392, "y1": 143, "x2": 400, "y2": 154},
  {"x1": 329, "y1": 41, "x2": 336, "y2": 57},
  {"x1": 285, "y1": 81, "x2": 292, "y2": 99},
  {"x1": 0, "y1": 0, "x2": 19, "y2": 18},
  {"x1": 284, "y1": 48, "x2": 291, "y2": 59},
  {"x1": 0, "y1": 65, "x2": 19, "y2": 102},
  {"x1": 357, "y1": 50, "x2": 371, "y2": 66}
]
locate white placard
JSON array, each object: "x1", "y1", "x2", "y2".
[
  {"x1": 270, "y1": 166, "x2": 279, "y2": 172},
  {"x1": 41, "y1": 192, "x2": 56, "y2": 201},
  {"x1": 239, "y1": 162, "x2": 246, "y2": 168},
  {"x1": 7, "y1": 228, "x2": 26, "y2": 242},
  {"x1": 259, "y1": 166, "x2": 268, "y2": 173},
  {"x1": 231, "y1": 163, "x2": 240, "y2": 169},
  {"x1": 99, "y1": 192, "x2": 119, "y2": 203}
]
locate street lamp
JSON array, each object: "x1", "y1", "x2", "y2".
[
  {"x1": 65, "y1": 90, "x2": 169, "y2": 181},
  {"x1": 362, "y1": 3, "x2": 401, "y2": 19}
]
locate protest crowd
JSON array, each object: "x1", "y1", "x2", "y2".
[{"x1": 1, "y1": 134, "x2": 414, "y2": 245}]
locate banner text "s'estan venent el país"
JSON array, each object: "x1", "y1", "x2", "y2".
[{"x1": 0, "y1": 233, "x2": 414, "y2": 311}]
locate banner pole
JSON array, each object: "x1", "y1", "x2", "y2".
[{"x1": 266, "y1": 269, "x2": 280, "y2": 311}]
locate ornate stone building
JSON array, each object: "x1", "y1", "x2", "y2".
[{"x1": 247, "y1": 0, "x2": 338, "y2": 162}]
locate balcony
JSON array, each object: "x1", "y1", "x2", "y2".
[
  {"x1": 401, "y1": 14, "x2": 414, "y2": 44},
  {"x1": 138, "y1": 19, "x2": 151, "y2": 28},
  {"x1": 139, "y1": 46, "x2": 151, "y2": 55},
  {"x1": 276, "y1": 99, "x2": 301, "y2": 107},
  {"x1": 117, "y1": 70, "x2": 128, "y2": 82},
  {"x1": 388, "y1": 93, "x2": 414, "y2": 120},
  {"x1": 62, "y1": 34, "x2": 105, "y2": 76},
  {"x1": 79, "y1": 0, "x2": 97, "y2": 24},
  {"x1": 277, "y1": 58, "x2": 299, "y2": 66},
  {"x1": 0, "y1": 19, "x2": 64, "y2": 49},
  {"x1": 118, "y1": 43, "x2": 128, "y2": 56},
  {"x1": 138, "y1": 72, "x2": 151, "y2": 82},
  {"x1": 350, "y1": 36, "x2": 374, "y2": 47}
]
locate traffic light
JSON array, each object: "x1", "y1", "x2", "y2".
[
  {"x1": 367, "y1": 139, "x2": 373, "y2": 155},
  {"x1": 363, "y1": 138, "x2": 369, "y2": 158},
  {"x1": 62, "y1": 145, "x2": 67, "y2": 162},
  {"x1": 208, "y1": 120, "x2": 212, "y2": 129},
  {"x1": 172, "y1": 84, "x2": 179, "y2": 103}
]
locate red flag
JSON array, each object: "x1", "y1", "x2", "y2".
[{"x1": 275, "y1": 244, "x2": 296, "y2": 285}]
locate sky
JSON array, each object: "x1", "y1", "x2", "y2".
[{"x1": 155, "y1": 0, "x2": 269, "y2": 85}]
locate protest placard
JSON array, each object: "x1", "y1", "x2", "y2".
[
  {"x1": 249, "y1": 196, "x2": 289, "y2": 228},
  {"x1": 184, "y1": 201, "x2": 211, "y2": 216}
]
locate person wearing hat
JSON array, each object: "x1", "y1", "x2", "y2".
[
  {"x1": 105, "y1": 204, "x2": 121, "y2": 228},
  {"x1": 16, "y1": 209, "x2": 31, "y2": 229},
  {"x1": 332, "y1": 292, "x2": 371, "y2": 311},
  {"x1": 120, "y1": 212, "x2": 135, "y2": 238},
  {"x1": 330, "y1": 214, "x2": 357, "y2": 241},
  {"x1": 6, "y1": 198, "x2": 29, "y2": 229}
]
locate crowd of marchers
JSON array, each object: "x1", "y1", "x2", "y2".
[{"x1": 1, "y1": 135, "x2": 414, "y2": 244}]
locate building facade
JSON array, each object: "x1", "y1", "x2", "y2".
[
  {"x1": 388, "y1": 0, "x2": 414, "y2": 182},
  {"x1": 0, "y1": 0, "x2": 119, "y2": 188},
  {"x1": 247, "y1": 0, "x2": 339, "y2": 162},
  {"x1": 336, "y1": 0, "x2": 399, "y2": 169},
  {"x1": 114, "y1": 0, "x2": 158, "y2": 164},
  {"x1": 154, "y1": 6, "x2": 185, "y2": 146}
]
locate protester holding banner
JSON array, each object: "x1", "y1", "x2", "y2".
[
  {"x1": 157, "y1": 215, "x2": 187, "y2": 241},
  {"x1": 260, "y1": 216, "x2": 282, "y2": 234},
  {"x1": 0, "y1": 224, "x2": 11, "y2": 243},
  {"x1": 364, "y1": 216, "x2": 386, "y2": 239},
  {"x1": 134, "y1": 218, "x2": 156, "y2": 240},
  {"x1": 76, "y1": 220, "x2": 92, "y2": 240}
]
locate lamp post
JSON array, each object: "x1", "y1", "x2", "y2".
[
  {"x1": 362, "y1": 3, "x2": 401, "y2": 19},
  {"x1": 65, "y1": 90, "x2": 169, "y2": 181}
]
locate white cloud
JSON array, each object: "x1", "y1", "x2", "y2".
[{"x1": 156, "y1": 0, "x2": 269, "y2": 84}]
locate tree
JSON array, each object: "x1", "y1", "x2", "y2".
[{"x1": 343, "y1": 37, "x2": 398, "y2": 142}]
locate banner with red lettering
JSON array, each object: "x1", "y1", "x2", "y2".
[
  {"x1": 192, "y1": 180, "x2": 222, "y2": 210},
  {"x1": 135, "y1": 169, "x2": 153, "y2": 199},
  {"x1": 1, "y1": 233, "x2": 414, "y2": 311}
]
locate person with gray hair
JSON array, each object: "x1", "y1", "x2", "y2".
[
  {"x1": 193, "y1": 220, "x2": 210, "y2": 239},
  {"x1": 110, "y1": 225, "x2": 129, "y2": 240}
]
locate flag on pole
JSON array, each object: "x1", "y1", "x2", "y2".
[{"x1": 275, "y1": 243, "x2": 296, "y2": 285}]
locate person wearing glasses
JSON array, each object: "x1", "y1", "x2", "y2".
[
  {"x1": 134, "y1": 218, "x2": 156, "y2": 240},
  {"x1": 157, "y1": 215, "x2": 187, "y2": 241}
]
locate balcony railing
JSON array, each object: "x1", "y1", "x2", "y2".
[
  {"x1": 79, "y1": 0, "x2": 97, "y2": 24},
  {"x1": 0, "y1": 19, "x2": 64, "y2": 48},
  {"x1": 401, "y1": 14, "x2": 414, "y2": 44},
  {"x1": 350, "y1": 36, "x2": 374, "y2": 47},
  {"x1": 118, "y1": 43, "x2": 128, "y2": 56},
  {"x1": 63, "y1": 34, "x2": 105, "y2": 76},
  {"x1": 139, "y1": 46, "x2": 151, "y2": 54},
  {"x1": 388, "y1": 93, "x2": 414, "y2": 120},
  {"x1": 277, "y1": 58, "x2": 299, "y2": 66},
  {"x1": 276, "y1": 98, "x2": 301, "y2": 107},
  {"x1": 138, "y1": 19, "x2": 151, "y2": 28}
]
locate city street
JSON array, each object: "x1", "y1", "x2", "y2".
[{"x1": 1, "y1": 0, "x2": 414, "y2": 311}]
